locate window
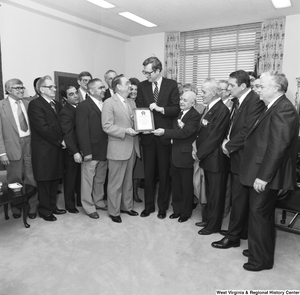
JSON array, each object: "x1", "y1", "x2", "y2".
[{"x1": 179, "y1": 22, "x2": 261, "y2": 101}]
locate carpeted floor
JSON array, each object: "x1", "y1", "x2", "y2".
[{"x1": 0, "y1": 180, "x2": 299, "y2": 295}]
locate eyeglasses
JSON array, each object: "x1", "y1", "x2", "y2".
[
  {"x1": 142, "y1": 70, "x2": 154, "y2": 76},
  {"x1": 81, "y1": 79, "x2": 91, "y2": 83},
  {"x1": 67, "y1": 91, "x2": 78, "y2": 97},
  {"x1": 220, "y1": 89, "x2": 228, "y2": 91},
  {"x1": 41, "y1": 85, "x2": 57, "y2": 91},
  {"x1": 11, "y1": 87, "x2": 26, "y2": 91},
  {"x1": 99, "y1": 86, "x2": 106, "y2": 90}
]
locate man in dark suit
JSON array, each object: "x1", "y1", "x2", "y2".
[
  {"x1": 76, "y1": 78, "x2": 108, "y2": 219},
  {"x1": 194, "y1": 78, "x2": 230, "y2": 235},
  {"x1": 153, "y1": 90, "x2": 201, "y2": 222},
  {"x1": 77, "y1": 71, "x2": 92, "y2": 102},
  {"x1": 136, "y1": 56, "x2": 180, "y2": 219},
  {"x1": 239, "y1": 72, "x2": 299, "y2": 271},
  {"x1": 0, "y1": 78, "x2": 38, "y2": 219},
  {"x1": 102, "y1": 75, "x2": 140, "y2": 223},
  {"x1": 104, "y1": 70, "x2": 117, "y2": 101},
  {"x1": 59, "y1": 85, "x2": 82, "y2": 213},
  {"x1": 28, "y1": 75, "x2": 66, "y2": 221},
  {"x1": 212, "y1": 70, "x2": 264, "y2": 248}
]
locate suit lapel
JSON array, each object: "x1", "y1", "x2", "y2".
[
  {"x1": 3, "y1": 99, "x2": 19, "y2": 133},
  {"x1": 157, "y1": 78, "x2": 167, "y2": 105},
  {"x1": 246, "y1": 95, "x2": 285, "y2": 140},
  {"x1": 112, "y1": 94, "x2": 132, "y2": 123},
  {"x1": 231, "y1": 91, "x2": 252, "y2": 130},
  {"x1": 86, "y1": 96, "x2": 101, "y2": 117},
  {"x1": 199, "y1": 99, "x2": 220, "y2": 130}
]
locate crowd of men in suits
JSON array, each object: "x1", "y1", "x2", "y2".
[{"x1": 0, "y1": 56, "x2": 299, "y2": 272}]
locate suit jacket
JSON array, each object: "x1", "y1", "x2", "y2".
[
  {"x1": 28, "y1": 96, "x2": 63, "y2": 181},
  {"x1": 59, "y1": 103, "x2": 80, "y2": 156},
  {"x1": 225, "y1": 90, "x2": 265, "y2": 174},
  {"x1": 164, "y1": 107, "x2": 201, "y2": 168},
  {"x1": 104, "y1": 88, "x2": 112, "y2": 101},
  {"x1": 102, "y1": 94, "x2": 140, "y2": 161},
  {"x1": 136, "y1": 77, "x2": 180, "y2": 146},
  {"x1": 239, "y1": 95, "x2": 299, "y2": 190},
  {"x1": 76, "y1": 96, "x2": 107, "y2": 161},
  {"x1": 196, "y1": 99, "x2": 230, "y2": 173},
  {"x1": 77, "y1": 89, "x2": 87, "y2": 102},
  {"x1": 0, "y1": 98, "x2": 30, "y2": 160}
]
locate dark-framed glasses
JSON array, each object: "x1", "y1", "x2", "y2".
[
  {"x1": 11, "y1": 87, "x2": 26, "y2": 91},
  {"x1": 142, "y1": 70, "x2": 154, "y2": 76},
  {"x1": 41, "y1": 85, "x2": 57, "y2": 91}
]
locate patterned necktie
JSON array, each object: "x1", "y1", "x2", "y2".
[
  {"x1": 50, "y1": 100, "x2": 57, "y2": 115},
  {"x1": 202, "y1": 105, "x2": 209, "y2": 118},
  {"x1": 153, "y1": 82, "x2": 159, "y2": 103},
  {"x1": 230, "y1": 98, "x2": 239, "y2": 121},
  {"x1": 16, "y1": 101, "x2": 28, "y2": 132}
]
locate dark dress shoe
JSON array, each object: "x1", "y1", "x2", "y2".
[
  {"x1": 211, "y1": 237, "x2": 240, "y2": 249},
  {"x1": 157, "y1": 211, "x2": 166, "y2": 219},
  {"x1": 110, "y1": 215, "x2": 122, "y2": 223},
  {"x1": 140, "y1": 209, "x2": 154, "y2": 217},
  {"x1": 67, "y1": 208, "x2": 79, "y2": 214},
  {"x1": 13, "y1": 213, "x2": 21, "y2": 219},
  {"x1": 121, "y1": 210, "x2": 139, "y2": 216},
  {"x1": 28, "y1": 213, "x2": 37, "y2": 219},
  {"x1": 219, "y1": 230, "x2": 228, "y2": 236},
  {"x1": 243, "y1": 262, "x2": 272, "y2": 272},
  {"x1": 195, "y1": 221, "x2": 208, "y2": 227},
  {"x1": 242, "y1": 249, "x2": 250, "y2": 257},
  {"x1": 178, "y1": 216, "x2": 189, "y2": 223},
  {"x1": 96, "y1": 205, "x2": 108, "y2": 211},
  {"x1": 52, "y1": 209, "x2": 66, "y2": 215},
  {"x1": 198, "y1": 228, "x2": 213, "y2": 235},
  {"x1": 39, "y1": 213, "x2": 57, "y2": 221},
  {"x1": 87, "y1": 212, "x2": 99, "y2": 219},
  {"x1": 169, "y1": 213, "x2": 180, "y2": 219}
]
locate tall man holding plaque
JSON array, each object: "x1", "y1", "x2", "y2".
[
  {"x1": 102, "y1": 75, "x2": 140, "y2": 223},
  {"x1": 136, "y1": 56, "x2": 180, "y2": 219}
]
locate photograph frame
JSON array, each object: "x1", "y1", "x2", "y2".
[{"x1": 133, "y1": 108, "x2": 155, "y2": 132}]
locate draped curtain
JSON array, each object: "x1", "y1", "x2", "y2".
[
  {"x1": 258, "y1": 17, "x2": 285, "y2": 74},
  {"x1": 0, "y1": 39, "x2": 4, "y2": 100},
  {"x1": 164, "y1": 32, "x2": 180, "y2": 80}
]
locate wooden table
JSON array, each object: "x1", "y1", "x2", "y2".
[{"x1": 0, "y1": 184, "x2": 37, "y2": 228}]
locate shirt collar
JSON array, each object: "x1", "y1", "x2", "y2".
[{"x1": 208, "y1": 97, "x2": 221, "y2": 110}]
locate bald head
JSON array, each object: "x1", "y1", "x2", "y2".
[{"x1": 180, "y1": 90, "x2": 196, "y2": 111}]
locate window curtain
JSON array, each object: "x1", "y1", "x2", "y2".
[
  {"x1": 164, "y1": 32, "x2": 180, "y2": 81},
  {"x1": 258, "y1": 17, "x2": 285, "y2": 74},
  {"x1": 0, "y1": 38, "x2": 4, "y2": 100}
]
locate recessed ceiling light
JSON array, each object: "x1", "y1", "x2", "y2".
[
  {"x1": 118, "y1": 12, "x2": 157, "y2": 28},
  {"x1": 271, "y1": 0, "x2": 291, "y2": 9},
  {"x1": 86, "y1": 0, "x2": 115, "y2": 9}
]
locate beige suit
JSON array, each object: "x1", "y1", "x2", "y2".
[
  {"x1": 102, "y1": 94, "x2": 140, "y2": 216},
  {"x1": 0, "y1": 98, "x2": 38, "y2": 214}
]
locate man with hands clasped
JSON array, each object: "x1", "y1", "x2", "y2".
[{"x1": 153, "y1": 91, "x2": 201, "y2": 222}]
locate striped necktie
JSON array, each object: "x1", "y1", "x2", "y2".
[
  {"x1": 153, "y1": 82, "x2": 159, "y2": 103},
  {"x1": 50, "y1": 100, "x2": 57, "y2": 115}
]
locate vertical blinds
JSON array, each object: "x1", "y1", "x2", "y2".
[{"x1": 179, "y1": 22, "x2": 261, "y2": 101}]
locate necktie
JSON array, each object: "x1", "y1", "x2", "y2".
[
  {"x1": 153, "y1": 82, "x2": 159, "y2": 103},
  {"x1": 16, "y1": 101, "x2": 28, "y2": 132},
  {"x1": 178, "y1": 111, "x2": 183, "y2": 119},
  {"x1": 202, "y1": 105, "x2": 209, "y2": 118},
  {"x1": 230, "y1": 98, "x2": 239, "y2": 121},
  {"x1": 50, "y1": 100, "x2": 57, "y2": 114}
]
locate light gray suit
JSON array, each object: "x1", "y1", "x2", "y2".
[
  {"x1": 0, "y1": 97, "x2": 38, "y2": 214},
  {"x1": 102, "y1": 94, "x2": 140, "y2": 216}
]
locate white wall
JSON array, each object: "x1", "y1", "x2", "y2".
[
  {"x1": 0, "y1": 3, "x2": 127, "y2": 96},
  {"x1": 282, "y1": 14, "x2": 300, "y2": 102},
  {"x1": 125, "y1": 33, "x2": 165, "y2": 82}
]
